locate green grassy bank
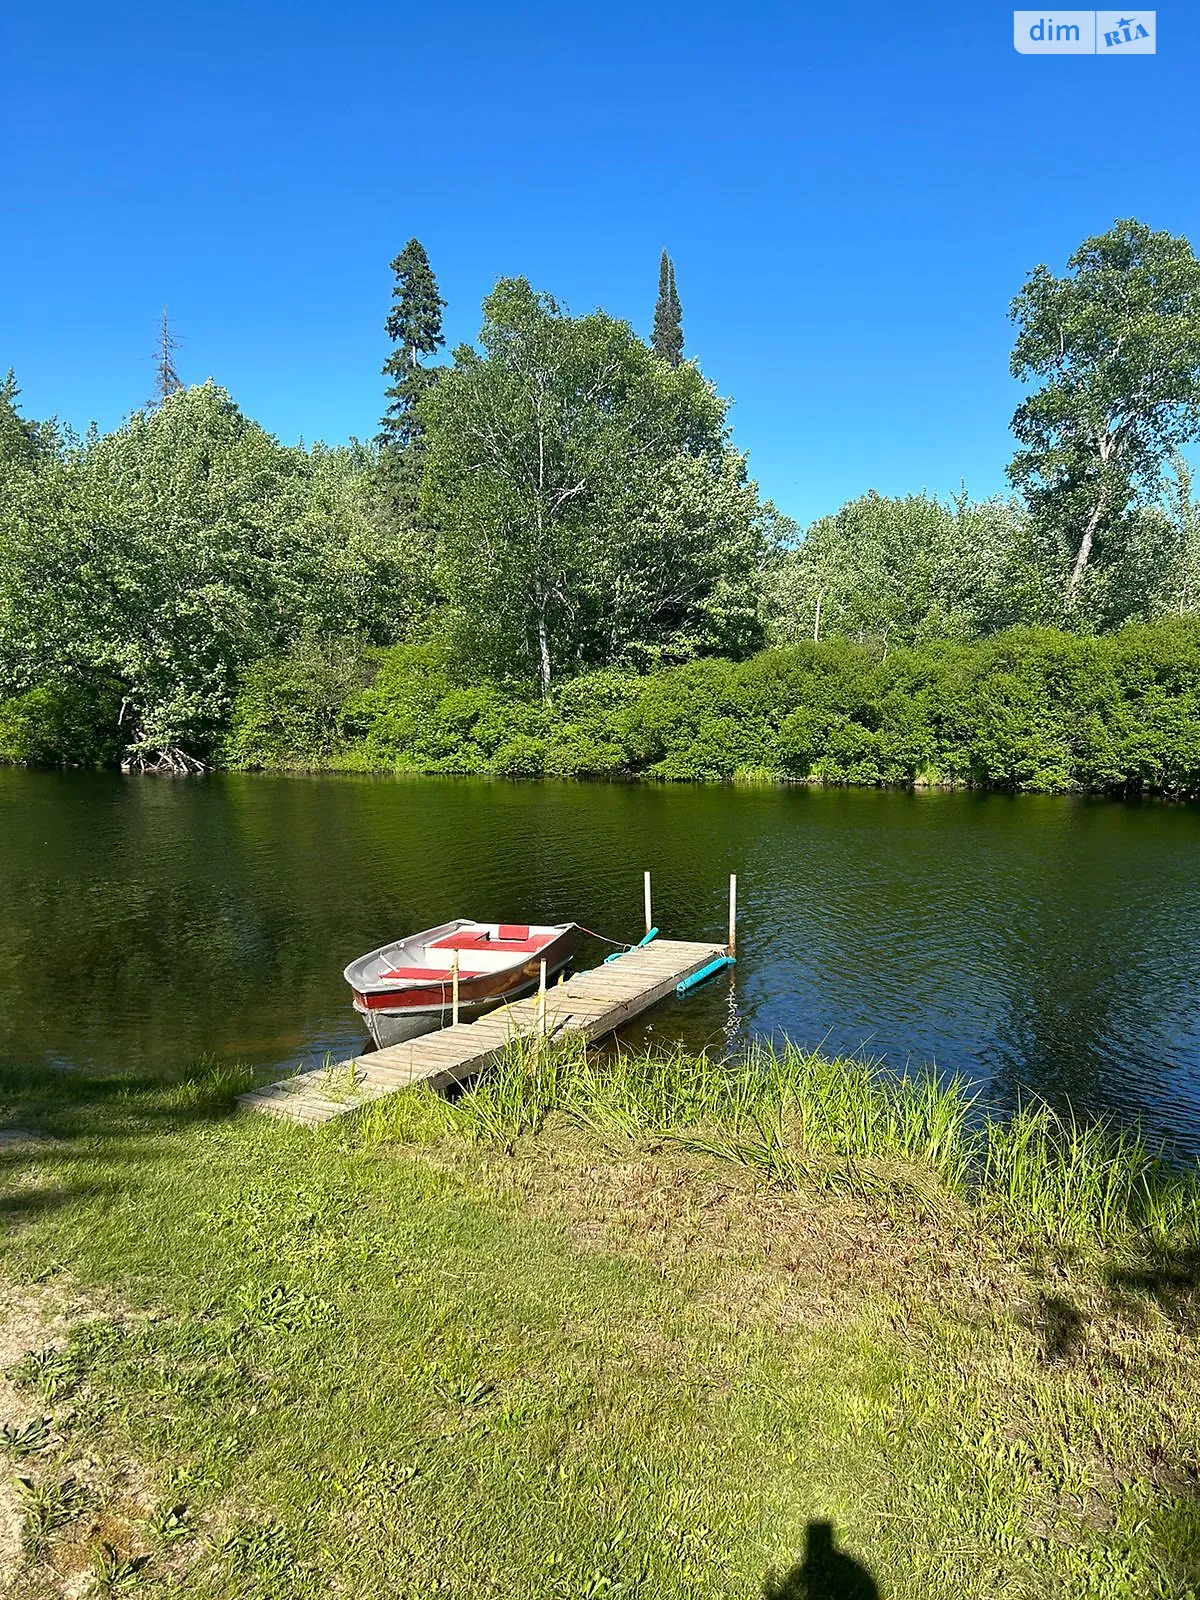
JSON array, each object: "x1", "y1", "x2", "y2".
[{"x1": 2, "y1": 1042, "x2": 1200, "y2": 1598}]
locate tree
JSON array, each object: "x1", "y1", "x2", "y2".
[
  {"x1": 652, "y1": 250, "x2": 684, "y2": 366},
  {"x1": 0, "y1": 383, "x2": 416, "y2": 769},
  {"x1": 1008, "y1": 220, "x2": 1200, "y2": 609},
  {"x1": 150, "y1": 307, "x2": 183, "y2": 405},
  {"x1": 379, "y1": 239, "x2": 446, "y2": 449},
  {"x1": 763, "y1": 492, "x2": 1029, "y2": 651},
  {"x1": 1163, "y1": 455, "x2": 1200, "y2": 616},
  {"x1": 420, "y1": 279, "x2": 771, "y2": 696},
  {"x1": 0, "y1": 371, "x2": 61, "y2": 479}
]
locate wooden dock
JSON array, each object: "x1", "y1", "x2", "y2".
[{"x1": 237, "y1": 938, "x2": 727, "y2": 1127}]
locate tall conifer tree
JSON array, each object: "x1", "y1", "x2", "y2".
[
  {"x1": 380, "y1": 239, "x2": 446, "y2": 447},
  {"x1": 652, "y1": 250, "x2": 684, "y2": 366}
]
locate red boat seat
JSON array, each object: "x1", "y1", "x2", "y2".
[
  {"x1": 378, "y1": 965, "x2": 482, "y2": 983},
  {"x1": 429, "y1": 931, "x2": 555, "y2": 955},
  {"x1": 498, "y1": 924, "x2": 529, "y2": 940}
]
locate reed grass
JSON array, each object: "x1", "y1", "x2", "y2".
[{"x1": 427, "y1": 1036, "x2": 1200, "y2": 1253}]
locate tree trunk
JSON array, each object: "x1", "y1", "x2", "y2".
[
  {"x1": 1068, "y1": 434, "x2": 1118, "y2": 604},
  {"x1": 536, "y1": 611, "x2": 552, "y2": 700},
  {"x1": 1066, "y1": 494, "x2": 1106, "y2": 603}
]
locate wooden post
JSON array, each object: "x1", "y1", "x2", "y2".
[
  {"x1": 451, "y1": 951, "x2": 460, "y2": 1027},
  {"x1": 728, "y1": 873, "x2": 737, "y2": 955},
  {"x1": 644, "y1": 870, "x2": 653, "y2": 937},
  {"x1": 537, "y1": 958, "x2": 548, "y2": 1038}
]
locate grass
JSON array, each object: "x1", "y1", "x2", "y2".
[
  {"x1": 407, "y1": 1037, "x2": 1200, "y2": 1251},
  {"x1": 1, "y1": 1044, "x2": 1199, "y2": 1598}
]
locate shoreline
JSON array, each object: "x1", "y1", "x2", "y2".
[{"x1": 5, "y1": 761, "x2": 1200, "y2": 803}]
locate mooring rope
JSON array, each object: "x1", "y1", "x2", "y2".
[{"x1": 576, "y1": 924, "x2": 634, "y2": 952}]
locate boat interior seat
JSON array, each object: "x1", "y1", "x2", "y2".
[
  {"x1": 429, "y1": 929, "x2": 555, "y2": 955},
  {"x1": 379, "y1": 965, "x2": 484, "y2": 983}
]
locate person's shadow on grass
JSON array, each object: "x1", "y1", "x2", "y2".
[{"x1": 763, "y1": 1521, "x2": 880, "y2": 1599}]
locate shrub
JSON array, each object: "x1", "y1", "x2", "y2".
[
  {"x1": 231, "y1": 618, "x2": 1200, "y2": 796},
  {"x1": 543, "y1": 730, "x2": 628, "y2": 778},
  {"x1": 0, "y1": 678, "x2": 122, "y2": 766},
  {"x1": 225, "y1": 641, "x2": 367, "y2": 769},
  {"x1": 491, "y1": 735, "x2": 547, "y2": 777}
]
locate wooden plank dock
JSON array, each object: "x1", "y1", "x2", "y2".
[{"x1": 237, "y1": 938, "x2": 727, "y2": 1127}]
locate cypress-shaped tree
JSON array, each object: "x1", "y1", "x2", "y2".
[
  {"x1": 652, "y1": 250, "x2": 684, "y2": 366},
  {"x1": 380, "y1": 239, "x2": 446, "y2": 448},
  {"x1": 668, "y1": 258, "x2": 683, "y2": 351}
]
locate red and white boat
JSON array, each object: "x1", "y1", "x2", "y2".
[{"x1": 344, "y1": 919, "x2": 580, "y2": 1049}]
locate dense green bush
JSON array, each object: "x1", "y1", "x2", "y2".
[
  {"x1": 223, "y1": 641, "x2": 368, "y2": 769},
  {"x1": 0, "y1": 677, "x2": 123, "y2": 766},
  {"x1": 335, "y1": 642, "x2": 552, "y2": 774},
  {"x1": 102, "y1": 617, "x2": 1200, "y2": 796}
]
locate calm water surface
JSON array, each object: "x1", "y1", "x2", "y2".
[{"x1": 3, "y1": 769, "x2": 1200, "y2": 1157}]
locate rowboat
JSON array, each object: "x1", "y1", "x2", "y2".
[{"x1": 344, "y1": 919, "x2": 580, "y2": 1049}]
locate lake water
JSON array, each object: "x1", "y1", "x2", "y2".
[{"x1": 3, "y1": 769, "x2": 1200, "y2": 1158}]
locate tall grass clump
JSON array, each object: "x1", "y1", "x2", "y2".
[
  {"x1": 450, "y1": 1038, "x2": 976, "y2": 1192},
  {"x1": 452, "y1": 1037, "x2": 573, "y2": 1142},
  {"x1": 438, "y1": 1035, "x2": 1200, "y2": 1253},
  {"x1": 980, "y1": 1102, "x2": 1200, "y2": 1249}
]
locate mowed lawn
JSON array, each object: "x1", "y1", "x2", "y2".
[{"x1": 1, "y1": 1058, "x2": 1199, "y2": 1599}]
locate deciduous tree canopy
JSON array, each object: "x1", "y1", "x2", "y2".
[
  {"x1": 1008, "y1": 219, "x2": 1200, "y2": 610},
  {"x1": 5, "y1": 219, "x2": 1200, "y2": 773},
  {"x1": 420, "y1": 278, "x2": 775, "y2": 694}
]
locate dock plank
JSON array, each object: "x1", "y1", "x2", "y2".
[{"x1": 237, "y1": 938, "x2": 727, "y2": 1126}]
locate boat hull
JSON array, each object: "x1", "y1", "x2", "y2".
[{"x1": 356, "y1": 964, "x2": 570, "y2": 1050}]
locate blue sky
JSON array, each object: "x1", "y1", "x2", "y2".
[{"x1": 1, "y1": 1, "x2": 1194, "y2": 525}]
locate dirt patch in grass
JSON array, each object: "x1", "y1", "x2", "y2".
[
  {"x1": 0, "y1": 1285, "x2": 72, "y2": 1594},
  {"x1": 0, "y1": 1285, "x2": 166, "y2": 1599}
]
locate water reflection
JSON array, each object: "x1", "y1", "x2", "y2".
[{"x1": 2, "y1": 771, "x2": 1200, "y2": 1156}]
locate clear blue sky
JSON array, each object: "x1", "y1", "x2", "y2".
[{"x1": 2, "y1": 1, "x2": 1195, "y2": 526}]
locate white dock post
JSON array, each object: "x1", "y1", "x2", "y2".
[
  {"x1": 644, "y1": 870, "x2": 653, "y2": 937},
  {"x1": 451, "y1": 951, "x2": 460, "y2": 1026},
  {"x1": 728, "y1": 873, "x2": 737, "y2": 955},
  {"x1": 537, "y1": 958, "x2": 548, "y2": 1037}
]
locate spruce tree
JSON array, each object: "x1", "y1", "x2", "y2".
[
  {"x1": 0, "y1": 370, "x2": 41, "y2": 472},
  {"x1": 652, "y1": 250, "x2": 684, "y2": 367},
  {"x1": 379, "y1": 239, "x2": 446, "y2": 448}
]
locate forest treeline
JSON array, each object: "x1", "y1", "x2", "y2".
[{"x1": 2, "y1": 220, "x2": 1200, "y2": 787}]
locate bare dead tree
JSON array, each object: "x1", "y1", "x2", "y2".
[{"x1": 150, "y1": 307, "x2": 184, "y2": 405}]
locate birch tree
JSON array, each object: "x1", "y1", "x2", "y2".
[{"x1": 1008, "y1": 220, "x2": 1200, "y2": 612}]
